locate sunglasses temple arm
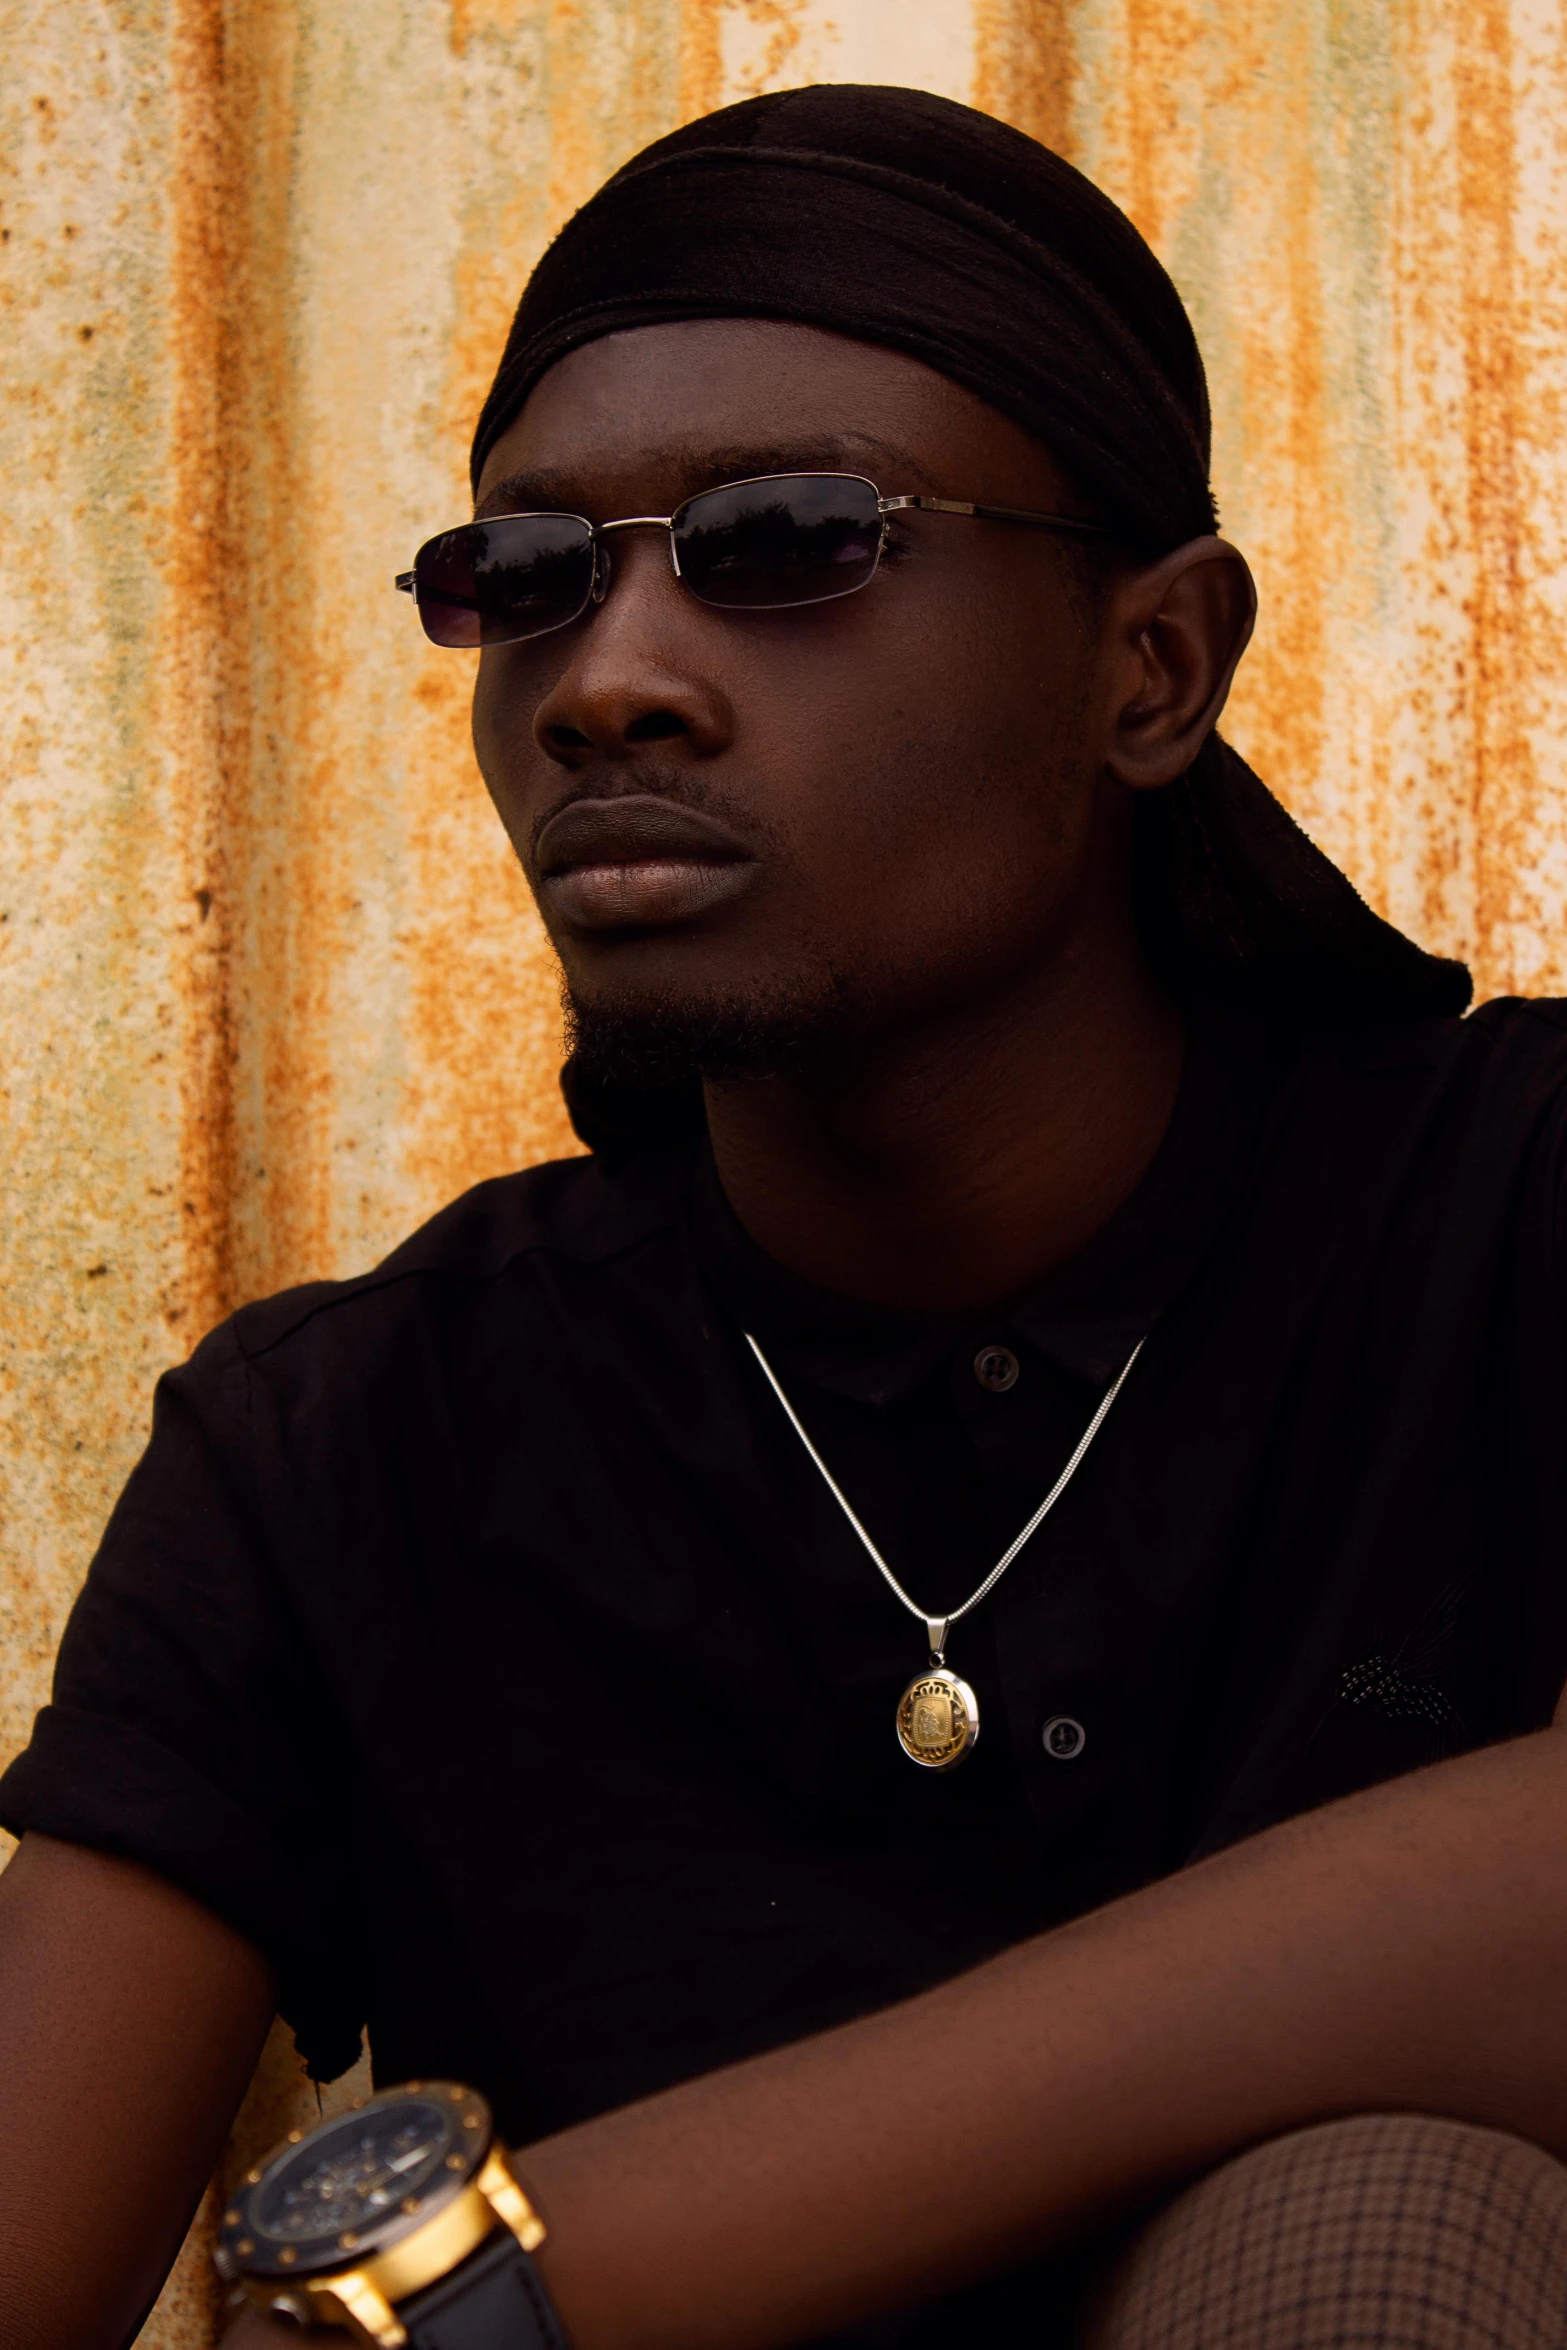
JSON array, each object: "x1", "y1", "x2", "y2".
[{"x1": 882, "y1": 494, "x2": 1107, "y2": 538}]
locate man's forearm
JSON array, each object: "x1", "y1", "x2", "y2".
[{"x1": 512, "y1": 1727, "x2": 1567, "y2": 2350}]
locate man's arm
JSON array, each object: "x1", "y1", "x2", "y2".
[
  {"x1": 23, "y1": 1726, "x2": 1567, "y2": 2350},
  {"x1": 495, "y1": 1717, "x2": 1567, "y2": 2350},
  {"x1": 0, "y1": 1832, "x2": 275, "y2": 2350}
]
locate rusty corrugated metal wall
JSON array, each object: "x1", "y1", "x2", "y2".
[{"x1": 4, "y1": 3, "x2": 1565, "y2": 2339}]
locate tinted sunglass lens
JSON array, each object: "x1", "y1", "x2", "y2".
[
  {"x1": 674, "y1": 476, "x2": 884, "y2": 609},
  {"x1": 412, "y1": 515, "x2": 597, "y2": 647}
]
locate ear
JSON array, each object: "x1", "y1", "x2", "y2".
[{"x1": 1102, "y1": 538, "x2": 1257, "y2": 791}]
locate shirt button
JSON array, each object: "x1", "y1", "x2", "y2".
[
  {"x1": 1041, "y1": 1714, "x2": 1087, "y2": 1761},
  {"x1": 973, "y1": 1344, "x2": 1020, "y2": 1392}
]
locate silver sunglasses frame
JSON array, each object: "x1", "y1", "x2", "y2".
[{"x1": 393, "y1": 469, "x2": 1108, "y2": 641}]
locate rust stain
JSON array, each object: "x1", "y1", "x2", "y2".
[
  {"x1": 1385, "y1": 13, "x2": 1471, "y2": 971},
  {"x1": 723, "y1": 0, "x2": 809, "y2": 98},
  {"x1": 1, "y1": 1, "x2": 242, "y2": 1832},
  {"x1": 1212, "y1": 0, "x2": 1332, "y2": 856},
  {"x1": 972, "y1": 0, "x2": 1077, "y2": 160},
  {"x1": 164, "y1": 0, "x2": 239, "y2": 1340},
  {"x1": 680, "y1": 0, "x2": 730, "y2": 115},
  {"x1": 164, "y1": 0, "x2": 344, "y2": 1318},
  {"x1": 1085, "y1": 0, "x2": 1207, "y2": 258},
  {"x1": 680, "y1": 0, "x2": 809, "y2": 115},
  {"x1": 1057, "y1": 0, "x2": 1331, "y2": 853},
  {"x1": 1450, "y1": 0, "x2": 1528, "y2": 997},
  {"x1": 1060, "y1": 0, "x2": 1567, "y2": 1002},
  {"x1": 1383, "y1": 0, "x2": 1556, "y2": 998},
  {"x1": 398, "y1": 662, "x2": 582, "y2": 1216}
]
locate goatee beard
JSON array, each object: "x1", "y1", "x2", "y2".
[{"x1": 561, "y1": 971, "x2": 854, "y2": 1095}]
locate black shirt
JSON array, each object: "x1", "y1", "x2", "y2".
[{"x1": 8, "y1": 1001, "x2": 1567, "y2": 2163}]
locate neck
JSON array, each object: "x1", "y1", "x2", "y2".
[{"x1": 704, "y1": 930, "x2": 1185, "y2": 1319}]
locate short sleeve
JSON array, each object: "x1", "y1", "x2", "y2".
[{"x1": 0, "y1": 1318, "x2": 366, "y2": 2080}]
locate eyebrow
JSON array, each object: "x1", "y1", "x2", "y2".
[{"x1": 473, "y1": 433, "x2": 941, "y2": 520}]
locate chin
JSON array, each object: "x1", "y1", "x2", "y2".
[{"x1": 562, "y1": 964, "x2": 855, "y2": 1089}]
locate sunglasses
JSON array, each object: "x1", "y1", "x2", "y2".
[{"x1": 394, "y1": 470, "x2": 1107, "y2": 649}]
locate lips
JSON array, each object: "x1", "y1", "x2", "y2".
[{"x1": 535, "y1": 795, "x2": 759, "y2": 932}]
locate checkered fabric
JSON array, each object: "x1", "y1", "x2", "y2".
[{"x1": 1079, "y1": 2115, "x2": 1567, "y2": 2348}]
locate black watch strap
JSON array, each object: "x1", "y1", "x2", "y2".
[{"x1": 398, "y1": 2224, "x2": 569, "y2": 2350}]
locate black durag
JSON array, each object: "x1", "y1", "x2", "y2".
[{"x1": 471, "y1": 84, "x2": 1470, "y2": 1152}]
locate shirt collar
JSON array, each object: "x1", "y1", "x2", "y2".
[{"x1": 686, "y1": 1008, "x2": 1283, "y2": 1404}]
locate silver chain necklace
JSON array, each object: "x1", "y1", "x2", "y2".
[{"x1": 745, "y1": 1331, "x2": 1144, "y2": 1770}]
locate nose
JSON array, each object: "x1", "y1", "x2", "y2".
[{"x1": 531, "y1": 532, "x2": 734, "y2": 766}]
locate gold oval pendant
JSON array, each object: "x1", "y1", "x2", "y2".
[{"x1": 896, "y1": 1667, "x2": 979, "y2": 1770}]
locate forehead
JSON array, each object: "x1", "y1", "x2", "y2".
[{"x1": 474, "y1": 318, "x2": 1070, "y2": 515}]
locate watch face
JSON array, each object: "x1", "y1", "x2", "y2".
[{"x1": 221, "y1": 2081, "x2": 492, "y2": 2279}]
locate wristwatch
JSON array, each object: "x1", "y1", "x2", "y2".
[{"x1": 216, "y1": 2078, "x2": 568, "y2": 2349}]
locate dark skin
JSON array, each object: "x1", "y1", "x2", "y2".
[
  {"x1": 4, "y1": 321, "x2": 1567, "y2": 2350},
  {"x1": 471, "y1": 320, "x2": 1247, "y2": 1312}
]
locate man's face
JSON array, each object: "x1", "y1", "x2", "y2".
[{"x1": 471, "y1": 319, "x2": 1127, "y2": 1078}]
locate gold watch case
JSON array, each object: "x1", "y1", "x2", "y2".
[{"x1": 217, "y1": 2078, "x2": 546, "y2": 2348}]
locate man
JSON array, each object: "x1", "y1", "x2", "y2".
[{"x1": 5, "y1": 81, "x2": 1567, "y2": 2350}]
